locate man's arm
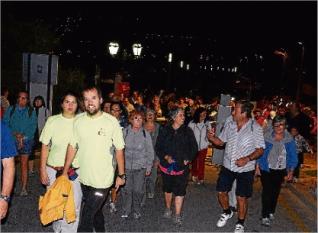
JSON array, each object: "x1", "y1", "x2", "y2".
[
  {"x1": 114, "y1": 149, "x2": 125, "y2": 190},
  {"x1": 207, "y1": 130, "x2": 225, "y2": 147},
  {"x1": 0, "y1": 157, "x2": 15, "y2": 219},
  {"x1": 235, "y1": 148, "x2": 264, "y2": 167},
  {"x1": 62, "y1": 144, "x2": 77, "y2": 176}
]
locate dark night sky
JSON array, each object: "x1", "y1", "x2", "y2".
[{"x1": 2, "y1": 1, "x2": 317, "y2": 93}]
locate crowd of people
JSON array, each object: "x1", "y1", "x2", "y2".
[{"x1": 0, "y1": 85, "x2": 316, "y2": 233}]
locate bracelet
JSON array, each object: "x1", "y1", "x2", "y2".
[{"x1": 0, "y1": 194, "x2": 11, "y2": 203}]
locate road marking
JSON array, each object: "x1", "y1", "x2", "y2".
[{"x1": 279, "y1": 195, "x2": 311, "y2": 232}]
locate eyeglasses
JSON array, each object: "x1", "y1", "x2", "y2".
[
  {"x1": 111, "y1": 109, "x2": 121, "y2": 112},
  {"x1": 273, "y1": 123, "x2": 285, "y2": 128}
]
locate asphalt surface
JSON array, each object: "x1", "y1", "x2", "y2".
[{"x1": 1, "y1": 154, "x2": 317, "y2": 232}]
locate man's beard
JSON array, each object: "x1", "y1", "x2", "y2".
[{"x1": 86, "y1": 106, "x2": 100, "y2": 116}]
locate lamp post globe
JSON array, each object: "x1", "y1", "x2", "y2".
[
  {"x1": 109, "y1": 42, "x2": 119, "y2": 56},
  {"x1": 132, "y1": 43, "x2": 143, "y2": 57}
]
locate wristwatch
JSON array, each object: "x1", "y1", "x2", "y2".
[
  {"x1": 117, "y1": 174, "x2": 127, "y2": 180},
  {"x1": 0, "y1": 194, "x2": 11, "y2": 203}
]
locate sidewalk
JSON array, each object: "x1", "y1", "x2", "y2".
[{"x1": 287, "y1": 152, "x2": 317, "y2": 200}]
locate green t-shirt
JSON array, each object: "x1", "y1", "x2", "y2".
[
  {"x1": 70, "y1": 112, "x2": 125, "y2": 189},
  {"x1": 39, "y1": 114, "x2": 79, "y2": 168}
]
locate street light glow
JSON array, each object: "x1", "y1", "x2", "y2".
[
  {"x1": 108, "y1": 42, "x2": 119, "y2": 56},
  {"x1": 132, "y1": 43, "x2": 143, "y2": 57},
  {"x1": 186, "y1": 64, "x2": 190, "y2": 70},
  {"x1": 180, "y1": 61, "x2": 184, "y2": 68},
  {"x1": 168, "y1": 53, "x2": 173, "y2": 63}
]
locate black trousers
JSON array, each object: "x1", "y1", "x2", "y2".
[
  {"x1": 293, "y1": 152, "x2": 304, "y2": 178},
  {"x1": 78, "y1": 184, "x2": 109, "y2": 232},
  {"x1": 260, "y1": 169, "x2": 286, "y2": 218}
]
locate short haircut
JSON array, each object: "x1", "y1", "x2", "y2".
[
  {"x1": 169, "y1": 107, "x2": 184, "y2": 120},
  {"x1": 237, "y1": 100, "x2": 254, "y2": 118},
  {"x1": 82, "y1": 86, "x2": 102, "y2": 98},
  {"x1": 128, "y1": 110, "x2": 145, "y2": 124},
  {"x1": 272, "y1": 115, "x2": 287, "y2": 126}
]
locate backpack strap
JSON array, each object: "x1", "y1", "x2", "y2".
[
  {"x1": 10, "y1": 105, "x2": 33, "y2": 118},
  {"x1": 10, "y1": 105, "x2": 16, "y2": 118}
]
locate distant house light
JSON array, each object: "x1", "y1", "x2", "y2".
[
  {"x1": 168, "y1": 53, "x2": 173, "y2": 63},
  {"x1": 180, "y1": 61, "x2": 184, "y2": 68}
]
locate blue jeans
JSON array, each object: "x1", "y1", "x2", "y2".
[{"x1": 78, "y1": 184, "x2": 109, "y2": 232}]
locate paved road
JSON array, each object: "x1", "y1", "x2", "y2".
[{"x1": 1, "y1": 157, "x2": 317, "y2": 232}]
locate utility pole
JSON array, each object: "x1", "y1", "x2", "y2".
[{"x1": 296, "y1": 42, "x2": 304, "y2": 104}]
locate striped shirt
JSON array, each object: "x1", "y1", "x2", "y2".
[{"x1": 219, "y1": 119, "x2": 265, "y2": 173}]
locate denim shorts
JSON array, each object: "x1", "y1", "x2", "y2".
[
  {"x1": 15, "y1": 139, "x2": 34, "y2": 155},
  {"x1": 216, "y1": 166, "x2": 254, "y2": 198}
]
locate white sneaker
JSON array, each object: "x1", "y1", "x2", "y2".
[
  {"x1": 216, "y1": 211, "x2": 233, "y2": 227},
  {"x1": 109, "y1": 202, "x2": 117, "y2": 213},
  {"x1": 121, "y1": 214, "x2": 129, "y2": 218},
  {"x1": 163, "y1": 208, "x2": 172, "y2": 219},
  {"x1": 269, "y1": 213, "x2": 274, "y2": 220},
  {"x1": 261, "y1": 217, "x2": 270, "y2": 226},
  {"x1": 234, "y1": 223, "x2": 245, "y2": 233}
]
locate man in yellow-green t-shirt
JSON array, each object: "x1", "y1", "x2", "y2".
[{"x1": 62, "y1": 86, "x2": 125, "y2": 232}]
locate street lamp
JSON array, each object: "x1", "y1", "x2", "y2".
[
  {"x1": 296, "y1": 42, "x2": 304, "y2": 104},
  {"x1": 274, "y1": 48, "x2": 288, "y2": 95},
  {"x1": 168, "y1": 53, "x2": 173, "y2": 63},
  {"x1": 180, "y1": 61, "x2": 184, "y2": 68},
  {"x1": 132, "y1": 43, "x2": 143, "y2": 57},
  {"x1": 108, "y1": 42, "x2": 119, "y2": 56},
  {"x1": 166, "y1": 53, "x2": 173, "y2": 90}
]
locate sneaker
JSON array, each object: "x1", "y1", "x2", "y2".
[
  {"x1": 174, "y1": 215, "x2": 182, "y2": 226},
  {"x1": 133, "y1": 212, "x2": 141, "y2": 219},
  {"x1": 121, "y1": 214, "x2": 129, "y2": 218},
  {"x1": 198, "y1": 180, "x2": 204, "y2": 185},
  {"x1": 109, "y1": 202, "x2": 117, "y2": 213},
  {"x1": 163, "y1": 208, "x2": 172, "y2": 219},
  {"x1": 20, "y1": 189, "x2": 28, "y2": 196},
  {"x1": 216, "y1": 211, "x2": 233, "y2": 227},
  {"x1": 192, "y1": 176, "x2": 198, "y2": 182},
  {"x1": 234, "y1": 223, "x2": 245, "y2": 233},
  {"x1": 147, "y1": 193, "x2": 154, "y2": 199},
  {"x1": 261, "y1": 217, "x2": 271, "y2": 226},
  {"x1": 269, "y1": 213, "x2": 274, "y2": 220}
]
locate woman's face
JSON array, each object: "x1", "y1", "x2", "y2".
[
  {"x1": 103, "y1": 103, "x2": 111, "y2": 113},
  {"x1": 146, "y1": 111, "x2": 155, "y2": 122},
  {"x1": 35, "y1": 99, "x2": 43, "y2": 107},
  {"x1": 273, "y1": 120, "x2": 286, "y2": 134},
  {"x1": 62, "y1": 95, "x2": 78, "y2": 115},
  {"x1": 173, "y1": 110, "x2": 185, "y2": 126},
  {"x1": 110, "y1": 104, "x2": 121, "y2": 119},
  {"x1": 199, "y1": 111, "x2": 207, "y2": 122},
  {"x1": 131, "y1": 114, "x2": 143, "y2": 129}
]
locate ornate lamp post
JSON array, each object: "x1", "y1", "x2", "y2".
[
  {"x1": 108, "y1": 42, "x2": 119, "y2": 56},
  {"x1": 132, "y1": 43, "x2": 143, "y2": 57}
]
